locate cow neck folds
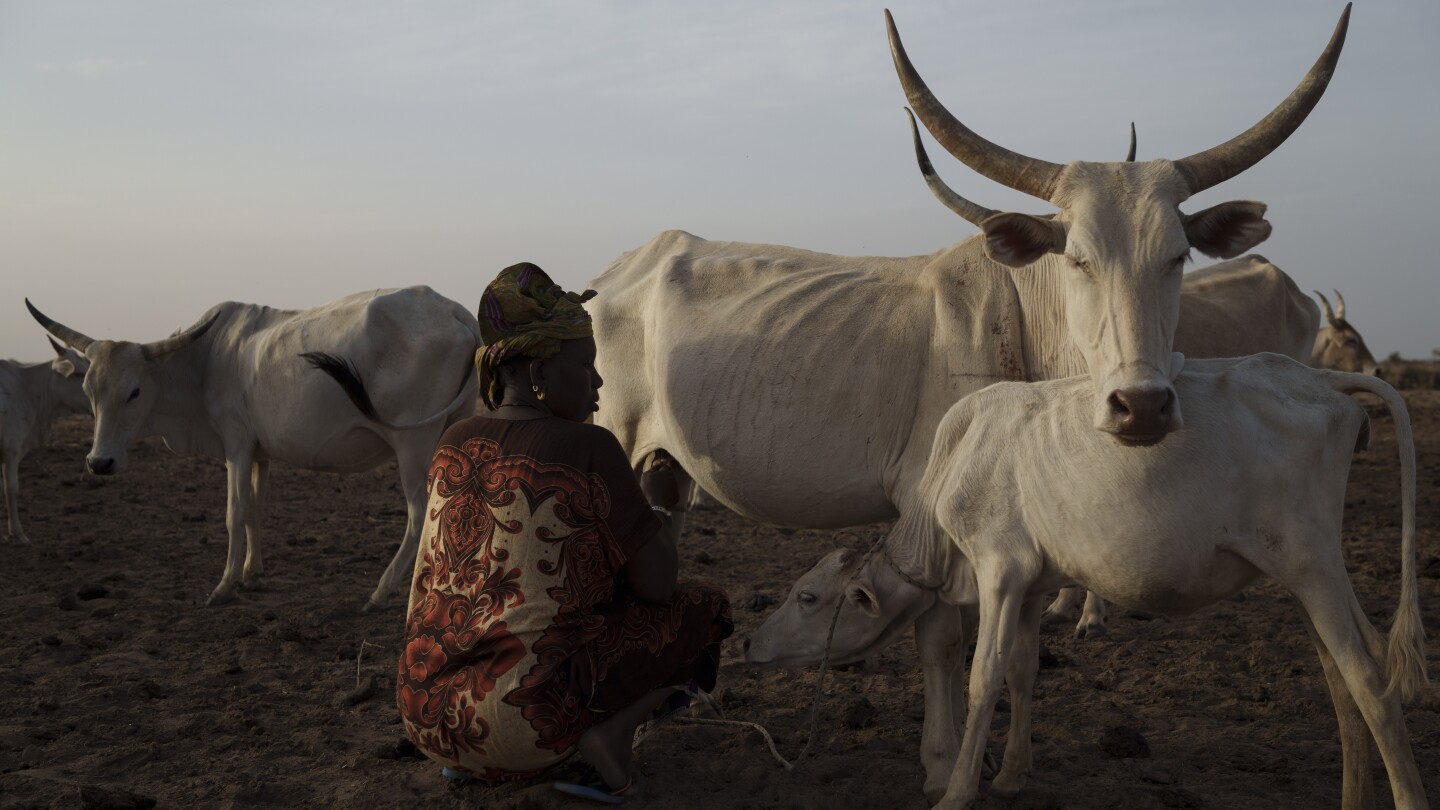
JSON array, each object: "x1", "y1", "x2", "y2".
[{"x1": 1009, "y1": 254, "x2": 1087, "y2": 382}]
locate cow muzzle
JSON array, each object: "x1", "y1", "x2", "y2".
[
  {"x1": 86, "y1": 455, "x2": 118, "y2": 476},
  {"x1": 1101, "y1": 384, "x2": 1178, "y2": 446}
]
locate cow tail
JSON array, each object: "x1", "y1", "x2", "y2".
[
  {"x1": 1329, "y1": 371, "x2": 1427, "y2": 702},
  {"x1": 302, "y1": 352, "x2": 382, "y2": 422},
  {"x1": 302, "y1": 351, "x2": 475, "y2": 431}
]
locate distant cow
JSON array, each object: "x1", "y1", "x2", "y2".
[
  {"x1": 27, "y1": 288, "x2": 479, "y2": 608},
  {"x1": 1312, "y1": 289, "x2": 1378, "y2": 374},
  {"x1": 1, "y1": 338, "x2": 91, "y2": 545},
  {"x1": 747, "y1": 354, "x2": 1426, "y2": 809}
]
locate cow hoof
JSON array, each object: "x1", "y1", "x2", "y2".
[
  {"x1": 990, "y1": 767, "x2": 1029, "y2": 798},
  {"x1": 362, "y1": 597, "x2": 388, "y2": 614},
  {"x1": 1075, "y1": 623, "x2": 1108, "y2": 640},
  {"x1": 1040, "y1": 609, "x2": 1068, "y2": 626},
  {"x1": 241, "y1": 577, "x2": 267, "y2": 592},
  {"x1": 11, "y1": 533, "x2": 31, "y2": 546},
  {"x1": 206, "y1": 587, "x2": 238, "y2": 606}
]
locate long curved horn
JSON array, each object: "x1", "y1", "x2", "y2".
[
  {"x1": 141, "y1": 312, "x2": 220, "y2": 360},
  {"x1": 1333, "y1": 289, "x2": 1347, "y2": 321},
  {"x1": 26, "y1": 299, "x2": 95, "y2": 352},
  {"x1": 1174, "y1": 4, "x2": 1351, "y2": 193},
  {"x1": 887, "y1": 10, "x2": 1063, "y2": 202},
  {"x1": 1314, "y1": 290, "x2": 1338, "y2": 326},
  {"x1": 904, "y1": 108, "x2": 997, "y2": 226},
  {"x1": 1126, "y1": 122, "x2": 1137, "y2": 162}
]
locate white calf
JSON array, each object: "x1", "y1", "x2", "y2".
[
  {"x1": 1, "y1": 339, "x2": 91, "y2": 544},
  {"x1": 752, "y1": 354, "x2": 1427, "y2": 809}
]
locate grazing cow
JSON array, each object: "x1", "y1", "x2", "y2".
[
  {"x1": 1, "y1": 338, "x2": 92, "y2": 545},
  {"x1": 592, "y1": 7, "x2": 1346, "y2": 794},
  {"x1": 747, "y1": 354, "x2": 1426, "y2": 809},
  {"x1": 26, "y1": 287, "x2": 479, "y2": 609},
  {"x1": 1313, "y1": 289, "x2": 1379, "y2": 374}
]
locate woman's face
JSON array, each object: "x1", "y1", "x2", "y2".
[{"x1": 534, "y1": 337, "x2": 603, "y2": 422}]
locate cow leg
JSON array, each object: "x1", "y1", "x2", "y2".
[
  {"x1": 1040, "y1": 587, "x2": 1080, "y2": 625},
  {"x1": 242, "y1": 459, "x2": 269, "y2": 588},
  {"x1": 1075, "y1": 590, "x2": 1107, "y2": 640},
  {"x1": 3, "y1": 454, "x2": 28, "y2": 545},
  {"x1": 366, "y1": 436, "x2": 432, "y2": 612},
  {"x1": 940, "y1": 561, "x2": 1030, "y2": 810},
  {"x1": 915, "y1": 601, "x2": 968, "y2": 804},
  {"x1": 1296, "y1": 605, "x2": 1377, "y2": 810},
  {"x1": 209, "y1": 447, "x2": 256, "y2": 606},
  {"x1": 1286, "y1": 578, "x2": 1427, "y2": 809},
  {"x1": 990, "y1": 596, "x2": 1044, "y2": 798}
]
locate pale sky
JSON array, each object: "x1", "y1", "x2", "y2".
[{"x1": 2, "y1": 0, "x2": 1437, "y2": 362}]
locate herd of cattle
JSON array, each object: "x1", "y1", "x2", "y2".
[{"x1": 0, "y1": 4, "x2": 1431, "y2": 808}]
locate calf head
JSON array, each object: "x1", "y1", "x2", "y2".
[
  {"x1": 27, "y1": 300, "x2": 217, "y2": 475},
  {"x1": 889, "y1": 5, "x2": 1349, "y2": 444},
  {"x1": 744, "y1": 547, "x2": 933, "y2": 668},
  {"x1": 1312, "y1": 290, "x2": 1378, "y2": 375}
]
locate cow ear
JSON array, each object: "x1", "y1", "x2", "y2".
[
  {"x1": 1183, "y1": 201, "x2": 1271, "y2": 259},
  {"x1": 52, "y1": 358, "x2": 77, "y2": 378},
  {"x1": 845, "y1": 582, "x2": 882, "y2": 618},
  {"x1": 981, "y1": 213, "x2": 1067, "y2": 268}
]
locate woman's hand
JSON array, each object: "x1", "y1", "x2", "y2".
[{"x1": 640, "y1": 452, "x2": 680, "y2": 509}]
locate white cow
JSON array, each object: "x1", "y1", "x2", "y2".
[
  {"x1": 591, "y1": 8, "x2": 1346, "y2": 794},
  {"x1": 1, "y1": 338, "x2": 92, "y2": 544},
  {"x1": 1313, "y1": 289, "x2": 1379, "y2": 374},
  {"x1": 26, "y1": 287, "x2": 480, "y2": 609},
  {"x1": 747, "y1": 353, "x2": 1427, "y2": 809}
]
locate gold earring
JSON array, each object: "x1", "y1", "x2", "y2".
[{"x1": 532, "y1": 384, "x2": 545, "y2": 401}]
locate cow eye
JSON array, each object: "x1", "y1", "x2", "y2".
[
  {"x1": 797, "y1": 591, "x2": 817, "y2": 605},
  {"x1": 127, "y1": 388, "x2": 140, "y2": 403}
]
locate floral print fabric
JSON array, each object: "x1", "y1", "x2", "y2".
[{"x1": 396, "y1": 416, "x2": 728, "y2": 782}]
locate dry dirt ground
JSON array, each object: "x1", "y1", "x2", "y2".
[{"x1": 2, "y1": 393, "x2": 1439, "y2": 810}]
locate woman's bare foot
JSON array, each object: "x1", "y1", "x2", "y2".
[{"x1": 576, "y1": 687, "x2": 674, "y2": 789}]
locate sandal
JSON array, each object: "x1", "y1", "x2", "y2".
[{"x1": 553, "y1": 767, "x2": 635, "y2": 805}]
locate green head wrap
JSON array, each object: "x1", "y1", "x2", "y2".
[{"x1": 476, "y1": 262, "x2": 597, "y2": 409}]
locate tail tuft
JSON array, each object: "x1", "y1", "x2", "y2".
[{"x1": 301, "y1": 352, "x2": 380, "y2": 422}]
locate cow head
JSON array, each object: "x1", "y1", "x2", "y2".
[
  {"x1": 26, "y1": 300, "x2": 218, "y2": 475},
  {"x1": 1312, "y1": 290, "x2": 1378, "y2": 375},
  {"x1": 743, "y1": 547, "x2": 933, "y2": 668},
  {"x1": 45, "y1": 336, "x2": 92, "y2": 415},
  {"x1": 889, "y1": 5, "x2": 1349, "y2": 444}
]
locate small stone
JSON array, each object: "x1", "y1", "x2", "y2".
[
  {"x1": 40, "y1": 634, "x2": 62, "y2": 647},
  {"x1": 693, "y1": 551, "x2": 714, "y2": 565},
  {"x1": 1099, "y1": 725, "x2": 1150, "y2": 758},
  {"x1": 76, "y1": 584, "x2": 110, "y2": 601},
  {"x1": 841, "y1": 696, "x2": 878, "y2": 730}
]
